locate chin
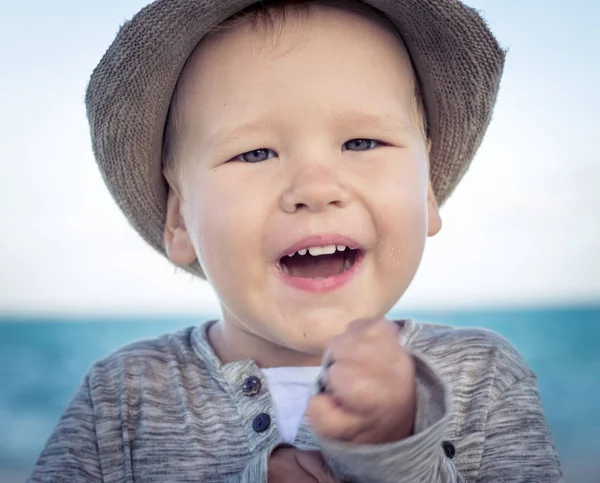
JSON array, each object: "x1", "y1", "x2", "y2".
[
  {"x1": 275, "y1": 308, "x2": 364, "y2": 348},
  {"x1": 282, "y1": 333, "x2": 334, "y2": 359}
]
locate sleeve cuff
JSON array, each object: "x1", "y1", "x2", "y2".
[{"x1": 317, "y1": 350, "x2": 454, "y2": 483}]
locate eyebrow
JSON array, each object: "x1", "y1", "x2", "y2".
[
  {"x1": 330, "y1": 110, "x2": 414, "y2": 135},
  {"x1": 206, "y1": 117, "x2": 276, "y2": 150},
  {"x1": 206, "y1": 110, "x2": 414, "y2": 149}
]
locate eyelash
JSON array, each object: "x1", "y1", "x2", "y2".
[
  {"x1": 342, "y1": 139, "x2": 382, "y2": 152},
  {"x1": 231, "y1": 138, "x2": 384, "y2": 163}
]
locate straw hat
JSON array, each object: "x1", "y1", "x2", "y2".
[{"x1": 86, "y1": 0, "x2": 505, "y2": 277}]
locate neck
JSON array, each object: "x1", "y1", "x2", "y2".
[{"x1": 207, "y1": 320, "x2": 323, "y2": 368}]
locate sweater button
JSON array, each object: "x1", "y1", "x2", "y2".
[
  {"x1": 252, "y1": 413, "x2": 271, "y2": 433},
  {"x1": 242, "y1": 376, "x2": 261, "y2": 397},
  {"x1": 442, "y1": 440, "x2": 456, "y2": 459}
]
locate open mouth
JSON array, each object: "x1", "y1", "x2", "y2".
[{"x1": 279, "y1": 245, "x2": 361, "y2": 279}]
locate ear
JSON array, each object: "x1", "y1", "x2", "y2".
[
  {"x1": 425, "y1": 140, "x2": 442, "y2": 237},
  {"x1": 164, "y1": 190, "x2": 197, "y2": 266},
  {"x1": 427, "y1": 179, "x2": 442, "y2": 237}
]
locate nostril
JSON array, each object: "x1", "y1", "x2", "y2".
[
  {"x1": 280, "y1": 179, "x2": 349, "y2": 213},
  {"x1": 294, "y1": 199, "x2": 343, "y2": 212},
  {"x1": 294, "y1": 202, "x2": 309, "y2": 211}
]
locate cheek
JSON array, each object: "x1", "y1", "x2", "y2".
[
  {"x1": 370, "y1": 154, "x2": 429, "y2": 269},
  {"x1": 181, "y1": 178, "x2": 230, "y2": 278},
  {"x1": 183, "y1": 173, "x2": 266, "y2": 285}
]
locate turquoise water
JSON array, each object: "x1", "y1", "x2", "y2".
[{"x1": 1, "y1": 306, "x2": 599, "y2": 481}]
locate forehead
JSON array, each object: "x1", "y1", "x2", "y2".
[{"x1": 176, "y1": 5, "x2": 416, "y2": 137}]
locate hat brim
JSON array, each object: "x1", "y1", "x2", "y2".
[{"x1": 86, "y1": 0, "x2": 504, "y2": 278}]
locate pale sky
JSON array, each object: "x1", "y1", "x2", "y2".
[{"x1": 0, "y1": 0, "x2": 598, "y2": 314}]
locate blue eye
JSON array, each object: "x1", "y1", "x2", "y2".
[
  {"x1": 234, "y1": 148, "x2": 277, "y2": 163},
  {"x1": 343, "y1": 139, "x2": 381, "y2": 151}
]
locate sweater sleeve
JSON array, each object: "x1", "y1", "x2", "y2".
[
  {"x1": 476, "y1": 376, "x2": 563, "y2": 482},
  {"x1": 317, "y1": 351, "x2": 465, "y2": 483},
  {"x1": 27, "y1": 375, "x2": 102, "y2": 482}
]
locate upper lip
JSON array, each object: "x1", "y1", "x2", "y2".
[{"x1": 277, "y1": 234, "x2": 363, "y2": 260}]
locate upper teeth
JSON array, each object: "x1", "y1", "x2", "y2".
[{"x1": 287, "y1": 245, "x2": 348, "y2": 257}]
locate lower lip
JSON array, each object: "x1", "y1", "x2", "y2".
[{"x1": 275, "y1": 251, "x2": 365, "y2": 293}]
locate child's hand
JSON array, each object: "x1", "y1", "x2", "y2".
[
  {"x1": 268, "y1": 447, "x2": 341, "y2": 482},
  {"x1": 307, "y1": 319, "x2": 416, "y2": 445}
]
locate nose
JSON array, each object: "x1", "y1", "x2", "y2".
[{"x1": 279, "y1": 162, "x2": 351, "y2": 213}]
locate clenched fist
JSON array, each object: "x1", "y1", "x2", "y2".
[{"x1": 307, "y1": 319, "x2": 416, "y2": 444}]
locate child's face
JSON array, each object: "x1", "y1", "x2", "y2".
[{"x1": 165, "y1": 6, "x2": 441, "y2": 361}]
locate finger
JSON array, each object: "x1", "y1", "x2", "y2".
[
  {"x1": 324, "y1": 361, "x2": 382, "y2": 413},
  {"x1": 345, "y1": 317, "x2": 394, "y2": 336},
  {"x1": 294, "y1": 451, "x2": 342, "y2": 483},
  {"x1": 345, "y1": 318, "x2": 401, "y2": 343},
  {"x1": 268, "y1": 448, "x2": 318, "y2": 483},
  {"x1": 306, "y1": 393, "x2": 364, "y2": 441},
  {"x1": 323, "y1": 356, "x2": 416, "y2": 420},
  {"x1": 328, "y1": 320, "x2": 402, "y2": 365}
]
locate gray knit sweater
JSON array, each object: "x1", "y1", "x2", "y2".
[{"x1": 29, "y1": 320, "x2": 563, "y2": 482}]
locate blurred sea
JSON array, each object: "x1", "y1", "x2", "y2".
[{"x1": 1, "y1": 305, "x2": 599, "y2": 482}]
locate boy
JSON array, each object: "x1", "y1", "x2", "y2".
[{"x1": 30, "y1": 0, "x2": 563, "y2": 481}]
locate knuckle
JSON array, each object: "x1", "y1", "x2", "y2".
[
  {"x1": 349, "y1": 318, "x2": 370, "y2": 328},
  {"x1": 382, "y1": 319, "x2": 398, "y2": 334},
  {"x1": 356, "y1": 318, "x2": 388, "y2": 340},
  {"x1": 327, "y1": 334, "x2": 346, "y2": 354},
  {"x1": 349, "y1": 318, "x2": 378, "y2": 332}
]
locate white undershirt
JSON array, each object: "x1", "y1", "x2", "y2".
[{"x1": 261, "y1": 366, "x2": 322, "y2": 444}]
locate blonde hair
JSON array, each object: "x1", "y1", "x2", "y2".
[{"x1": 162, "y1": 0, "x2": 428, "y2": 189}]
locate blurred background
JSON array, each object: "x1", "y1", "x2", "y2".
[{"x1": 1, "y1": 0, "x2": 599, "y2": 481}]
